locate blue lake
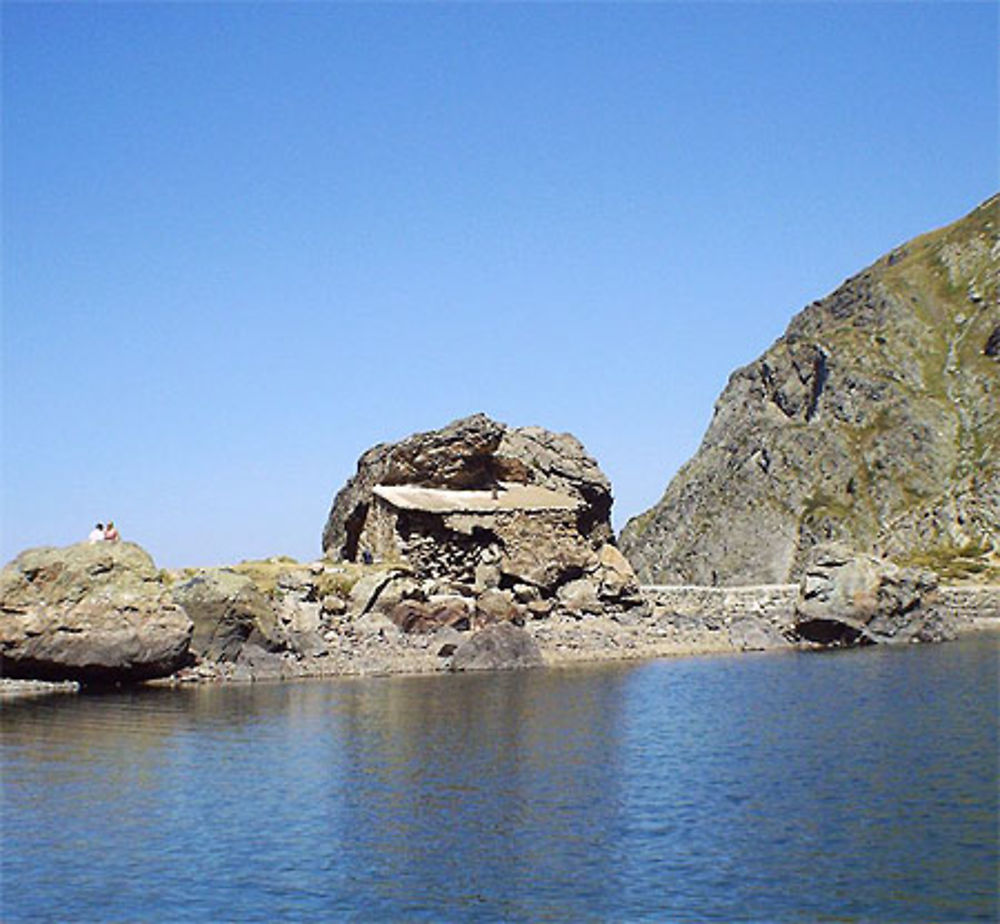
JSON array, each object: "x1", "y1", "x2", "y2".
[{"x1": 2, "y1": 634, "x2": 997, "y2": 922}]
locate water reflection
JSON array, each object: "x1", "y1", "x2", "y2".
[
  {"x1": 331, "y1": 668, "x2": 629, "y2": 919},
  {"x1": 615, "y1": 642, "x2": 999, "y2": 921},
  {"x1": 2, "y1": 638, "x2": 997, "y2": 922}
]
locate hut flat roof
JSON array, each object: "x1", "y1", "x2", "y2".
[{"x1": 372, "y1": 482, "x2": 580, "y2": 514}]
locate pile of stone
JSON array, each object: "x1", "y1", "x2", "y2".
[
  {"x1": 1, "y1": 416, "x2": 642, "y2": 685},
  {"x1": 0, "y1": 545, "x2": 550, "y2": 686}
]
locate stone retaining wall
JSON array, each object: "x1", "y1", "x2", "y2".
[
  {"x1": 640, "y1": 584, "x2": 798, "y2": 627},
  {"x1": 936, "y1": 585, "x2": 1000, "y2": 620},
  {"x1": 640, "y1": 583, "x2": 1000, "y2": 625}
]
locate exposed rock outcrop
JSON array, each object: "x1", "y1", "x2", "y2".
[
  {"x1": 322, "y1": 413, "x2": 614, "y2": 560},
  {"x1": 793, "y1": 543, "x2": 951, "y2": 646},
  {"x1": 170, "y1": 569, "x2": 283, "y2": 662},
  {"x1": 621, "y1": 194, "x2": 1000, "y2": 585},
  {"x1": 0, "y1": 543, "x2": 193, "y2": 684}
]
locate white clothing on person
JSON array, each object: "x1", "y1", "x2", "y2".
[{"x1": 88, "y1": 527, "x2": 105, "y2": 544}]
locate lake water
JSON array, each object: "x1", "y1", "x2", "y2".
[{"x1": 2, "y1": 635, "x2": 997, "y2": 922}]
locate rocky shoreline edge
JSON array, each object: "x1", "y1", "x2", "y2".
[
  {"x1": 4, "y1": 612, "x2": 997, "y2": 702},
  {"x1": 3, "y1": 545, "x2": 997, "y2": 700}
]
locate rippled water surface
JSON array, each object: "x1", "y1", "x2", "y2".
[{"x1": 3, "y1": 635, "x2": 997, "y2": 921}]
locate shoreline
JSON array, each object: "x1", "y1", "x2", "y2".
[{"x1": 4, "y1": 610, "x2": 998, "y2": 701}]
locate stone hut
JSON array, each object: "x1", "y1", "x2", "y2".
[
  {"x1": 322, "y1": 414, "x2": 614, "y2": 564},
  {"x1": 359, "y1": 482, "x2": 595, "y2": 590},
  {"x1": 323, "y1": 415, "x2": 643, "y2": 611}
]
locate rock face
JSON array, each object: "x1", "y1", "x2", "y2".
[
  {"x1": 170, "y1": 570, "x2": 283, "y2": 662},
  {"x1": 322, "y1": 414, "x2": 613, "y2": 560},
  {"x1": 0, "y1": 543, "x2": 193, "y2": 684},
  {"x1": 793, "y1": 543, "x2": 951, "y2": 646},
  {"x1": 621, "y1": 195, "x2": 1000, "y2": 585}
]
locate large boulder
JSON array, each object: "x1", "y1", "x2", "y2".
[
  {"x1": 0, "y1": 543, "x2": 193, "y2": 684},
  {"x1": 592, "y1": 544, "x2": 641, "y2": 601},
  {"x1": 494, "y1": 425, "x2": 614, "y2": 544},
  {"x1": 170, "y1": 569, "x2": 282, "y2": 662},
  {"x1": 793, "y1": 543, "x2": 950, "y2": 646},
  {"x1": 557, "y1": 577, "x2": 603, "y2": 616},
  {"x1": 450, "y1": 622, "x2": 545, "y2": 671},
  {"x1": 348, "y1": 568, "x2": 408, "y2": 617},
  {"x1": 497, "y1": 517, "x2": 600, "y2": 590},
  {"x1": 322, "y1": 413, "x2": 614, "y2": 560}
]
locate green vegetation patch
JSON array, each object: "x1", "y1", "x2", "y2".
[
  {"x1": 314, "y1": 564, "x2": 367, "y2": 600},
  {"x1": 898, "y1": 538, "x2": 1000, "y2": 583},
  {"x1": 801, "y1": 491, "x2": 854, "y2": 521},
  {"x1": 229, "y1": 557, "x2": 302, "y2": 597}
]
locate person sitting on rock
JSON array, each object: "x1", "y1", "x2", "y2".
[
  {"x1": 88, "y1": 523, "x2": 105, "y2": 544},
  {"x1": 104, "y1": 521, "x2": 120, "y2": 542}
]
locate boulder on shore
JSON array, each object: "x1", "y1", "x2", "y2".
[
  {"x1": 320, "y1": 413, "x2": 645, "y2": 622},
  {"x1": 0, "y1": 543, "x2": 193, "y2": 684},
  {"x1": 450, "y1": 622, "x2": 545, "y2": 672},
  {"x1": 793, "y1": 542, "x2": 951, "y2": 646}
]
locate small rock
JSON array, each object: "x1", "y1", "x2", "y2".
[
  {"x1": 526, "y1": 599, "x2": 554, "y2": 619},
  {"x1": 348, "y1": 570, "x2": 401, "y2": 617},
  {"x1": 432, "y1": 625, "x2": 464, "y2": 657},
  {"x1": 728, "y1": 617, "x2": 788, "y2": 651},
  {"x1": 473, "y1": 562, "x2": 501, "y2": 592},
  {"x1": 320, "y1": 595, "x2": 347, "y2": 616},
  {"x1": 985, "y1": 325, "x2": 1000, "y2": 358},
  {"x1": 353, "y1": 611, "x2": 402, "y2": 640},
  {"x1": 475, "y1": 588, "x2": 522, "y2": 628},
  {"x1": 557, "y1": 578, "x2": 602, "y2": 616},
  {"x1": 512, "y1": 583, "x2": 539, "y2": 604},
  {"x1": 372, "y1": 575, "x2": 423, "y2": 615}
]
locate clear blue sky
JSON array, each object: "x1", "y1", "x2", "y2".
[{"x1": 3, "y1": 2, "x2": 997, "y2": 568}]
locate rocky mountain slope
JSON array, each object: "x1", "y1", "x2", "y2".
[{"x1": 620, "y1": 194, "x2": 999, "y2": 585}]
